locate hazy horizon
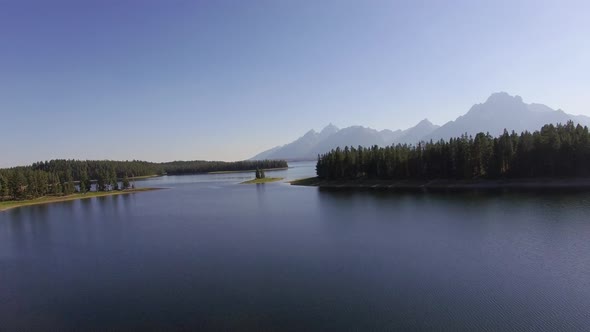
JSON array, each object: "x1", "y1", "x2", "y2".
[{"x1": 1, "y1": 0, "x2": 589, "y2": 167}]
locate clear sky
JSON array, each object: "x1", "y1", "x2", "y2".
[{"x1": 1, "y1": 0, "x2": 589, "y2": 167}]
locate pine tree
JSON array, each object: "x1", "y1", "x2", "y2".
[
  {"x1": 26, "y1": 170, "x2": 39, "y2": 197},
  {"x1": 111, "y1": 177, "x2": 119, "y2": 191},
  {"x1": 0, "y1": 174, "x2": 7, "y2": 200},
  {"x1": 62, "y1": 170, "x2": 75, "y2": 195},
  {"x1": 110, "y1": 167, "x2": 118, "y2": 190},
  {"x1": 122, "y1": 174, "x2": 131, "y2": 190},
  {"x1": 79, "y1": 170, "x2": 90, "y2": 193},
  {"x1": 51, "y1": 174, "x2": 63, "y2": 195},
  {"x1": 79, "y1": 166, "x2": 91, "y2": 193},
  {"x1": 10, "y1": 170, "x2": 27, "y2": 200}
]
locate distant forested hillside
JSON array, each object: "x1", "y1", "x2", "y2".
[
  {"x1": 160, "y1": 160, "x2": 286, "y2": 175},
  {"x1": 0, "y1": 159, "x2": 287, "y2": 201},
  {"x1": 316, "y1": 122, "x2": 590, "y2": 180}
]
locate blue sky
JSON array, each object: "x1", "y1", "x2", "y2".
[{"x1": 1, "y1": 0, "x2": 589, "y2": 167}]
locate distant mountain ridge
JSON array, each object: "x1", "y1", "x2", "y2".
[
  {"x1": 422, "y1": 92, "x2": 590, "y2": 142},
  {"x1": 252, "y1": 92, "x2": 590, "y2": 160}
]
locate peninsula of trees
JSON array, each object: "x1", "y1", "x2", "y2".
[
  {"x1": 306, "y1": 122, "x2": 590, "y2": 189},
  {"x1": 0, "y1": 159, "x2": 287, "y2": 202}
]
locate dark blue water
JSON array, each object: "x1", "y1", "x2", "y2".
[{"x1": 2, "y1": 162, "x2": 590, "y2": 331}]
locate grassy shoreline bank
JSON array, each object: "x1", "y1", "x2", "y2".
[
  {"x1": 290, "y1": 177, "x2": 590, "y2": 192},
  {"x1": 241, "y1": 177, "x2": 284, "y2": 184},
  {"x1": 0, "y1": 188, "x2": 162, "y2": 212}
]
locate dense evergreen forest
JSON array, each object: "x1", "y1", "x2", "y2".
[
  {"x1": 0, "y1": 159, "x2": 287, "y2": 201},
  {"x1": 316, "y1": 122, "x2": 590, "y2": 181},
  {"x1": 160, "y1": 160, "x2": 285, "y2": 175}
]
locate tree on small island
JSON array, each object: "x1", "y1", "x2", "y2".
[{"x1": 255, "y1": 168, "x2": 266, "y2": 179}]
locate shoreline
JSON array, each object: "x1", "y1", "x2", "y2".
[
  {"x1": 209, "y1": 167, "x2": 288, "y2": 174},
  {"x1": 0, "y1": 188, "x2": 163, "y2": 212},
  {"x1": 241, "y1": 177, "x2": 284, "y2": 184},
  {"x1": 128, "y1": 174, "x2": 161, "y2": 180},
  {"x1": 290, "y1": 177, "x2": 590, "y2": 192}
]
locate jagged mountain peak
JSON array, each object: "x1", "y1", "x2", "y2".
[
  {"x1": 319, "y1": 123, "x2": 339, "y2": 137},
  {"x1": 422, "y1": 92, "x2": 590, "y2": 142},
  {"x1": 321, "y1": 123, "x2": 339, "y2": 132},
  {"x1": 393, "y1": 118, "x2": 440, "y2": 144},
  {"x1": 415, "y1": 118, "x2": 435, "y2": 127},
  {"x1": 465, "y1": 92, "x2": 527, "y2": 118},
  {"x1": 251, "y1": 93, "x2": 590, "y2": 161},
  {"x1": 485, "y1": 92, "x2": 523, "y2": 104},
  {"x1": 302, "y1": 129, "x2": 318, "y2": 137}
]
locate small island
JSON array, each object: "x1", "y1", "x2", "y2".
[
  {"x1": 240, "y1": 168, "x2": 283, "y2": 184},
  {"x1": 241, "y1": 178, "x2": 284, "y2": 184}
]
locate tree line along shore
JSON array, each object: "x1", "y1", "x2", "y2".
[
  {"x1": 294, "y1": 122, "x2": 590, "y2": 190},
  {"x1": 0, "y1": 159, "x2": 287, "y2": 203},
  {"x1": 0, "y1": 188, "x2": 160, "y2": 212}
]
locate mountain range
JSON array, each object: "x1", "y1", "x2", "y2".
[{"x1": 252, "y1": 92, "x2": 590, "y2": 161}]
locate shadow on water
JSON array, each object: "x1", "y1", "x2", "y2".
[
  {"x1": 316, "y1": 187, "x2": 590, "y2": 235},
  {"x1": 120, "y1": 193, "x2": 134, "y2": 214},
  {"x1": 319, "y1": 185, "x2": 590, "y2": 203},
  {"x1": 79, "y1": 196, "x2": 93, "y2": 214},
  {"x1": 5, "y1": 203, "x2": 57, "y2": 253},
  {"x1": 255, "y1": 183, "x2": 267, "y2": 210}
]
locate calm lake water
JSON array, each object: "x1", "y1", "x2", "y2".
[{"x1": 2, "y1": 161, "x2": 590, "y2": 331}]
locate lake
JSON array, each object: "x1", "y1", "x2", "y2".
[{"x1": 2, "y1": 161, "x2": 590, "y2": 331}]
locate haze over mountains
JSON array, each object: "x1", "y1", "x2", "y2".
[{"x1": 252, "y1": 93, "x2": 590, "y2": 161}]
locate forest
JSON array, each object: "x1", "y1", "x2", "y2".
[
  {"x1": 316, "y1": 122, "x2": 590, "y2": 181},
  {"x1": 0, "y1": 159, "x2": 287, "y2": 201},
  {"x1": 160, "y1": 160, "x2": 285, "y2": 175}
]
